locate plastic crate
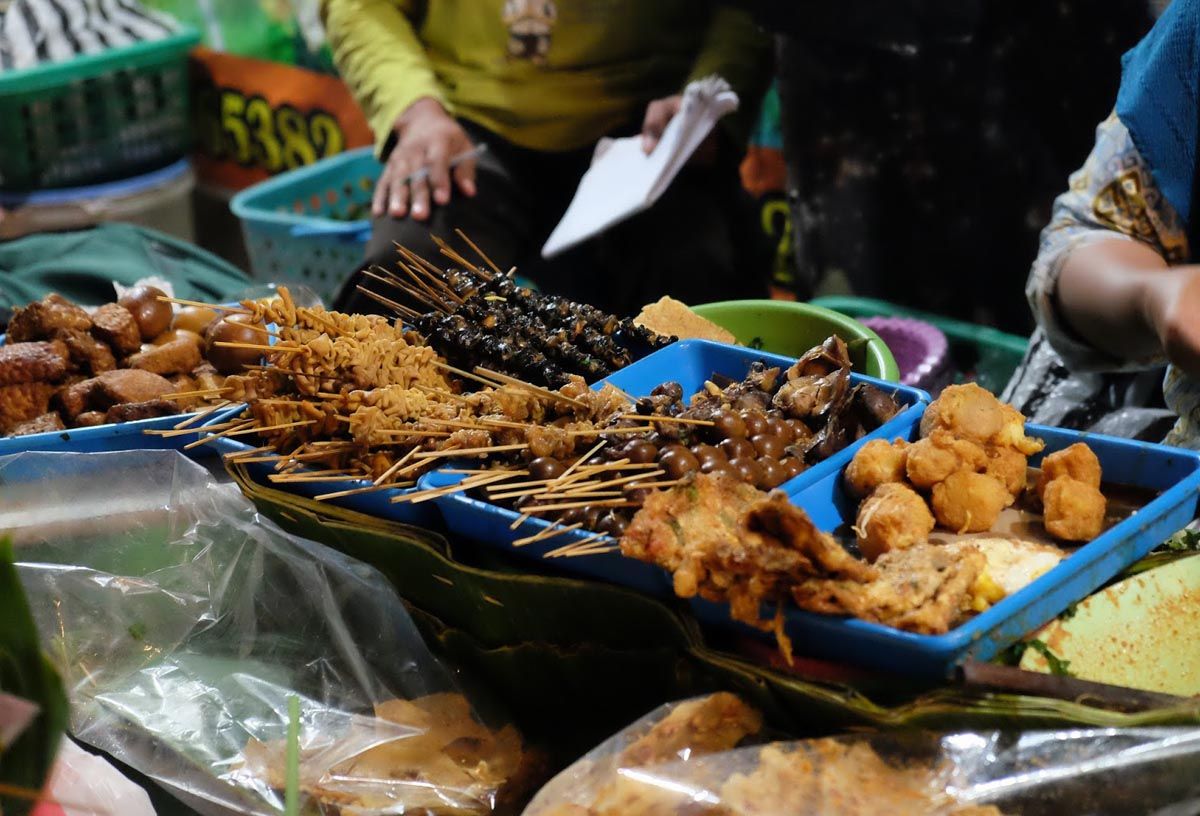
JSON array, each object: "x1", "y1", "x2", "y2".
[
  {"x1": 0, "y1": 29, "x2": 200, "y2": 191},
  {"x1": 812, "y1": 296, "x2": 1029, "y2": 394},
  {"x1": 230, "y1": 147, "x2": 379, "y2": 304}
]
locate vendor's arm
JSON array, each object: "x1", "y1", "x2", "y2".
[
  {"x1": 642, "y1": 3, "x2": 772, "y2": 155},
  {"x1": 1028, "y1": 113, "x2": 1199, "y2": 375},
  {"x1": 320, "y1": 0, "x2": 476, "y2": 219}
]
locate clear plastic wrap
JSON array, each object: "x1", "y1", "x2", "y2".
[
  {"x1": 524, "y1": 694, "x2": 1200, "y2": 816},
  {"x1": 1, "y1": 450, "x2": 535, "y2": 816}
]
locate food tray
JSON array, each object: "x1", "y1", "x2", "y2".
[
  {"x1": 0, "y1": 403, "x2": 244, "y2": 457},
  {"x1": 211, "y1": 430, "x2": 439, "y2": 527},
  {"x1": 423, "y1": 340, "x2": 928, "y2": 588},
  {"x1": 752, "y1": 423, "x2": 1200, "y2": 677}
]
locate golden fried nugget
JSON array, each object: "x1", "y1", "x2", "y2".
[
  {"x1": 921, "y1": 383, "x2": 1044, "y2": 456},
  {"x1": 931, "y1": 471, "x2": 1009, "y2": 533},
  {"x1": 1036, "y1": 442, "x2": 1102, "y2": 500},
  {"x1": 855, "y1": 482, "x2": 935, "y2": 562},
  {"x1": 1043, "y1": 477, "x2": 1106, "y2": 542},
  {"x1": 844, "y1": 438, "x2": 909, "y2": 499},
  {"x1": 984, "y1": 445, "x2": 1027, "y2": 504},
  {"x1": 905, "y1": 430, "x2": 986, "y2": 489}
]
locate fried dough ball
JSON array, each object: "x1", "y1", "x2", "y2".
[
  {"x1": 905, "y1": 430, "x2": 986, "y2": 489},
  {"x1": 844, "y1": 438, "x2": 909, "y2": 499},
  {"x1": 1036, "y1": 442, "x2": 1102, "y2": 500},
  {"x1": 921, "y1": 383, "x2": 1044, "y2": 456},
  {"x1": 931, "y1": 471, "x2": 1009, "y2": 533},
  {"x1": 855, "y1": 483, "x2": 935, "y2": 562},
  {"x1": 1043, "y1": 477, "x2": 1106, "y2": 541},
  {"x1": 984, "y1": 445, "x2": 1027, "y2": 504}
]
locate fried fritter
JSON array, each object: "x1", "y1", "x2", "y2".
[
  {"x1": 6, "y1": 293, "x2": 91, "y2": 341},
  {"x1": 983, "y1": 445, "x2": 1027, "y2": 503},
  {"x1": 619, "y1": 693, "x2": 763, "y2": 769},
  {"x1": 104, "y1": 399, "x2": 179, "y2": 424},
  {"x1": 90, "y1": 303, "x2": 142, "y2": 355},
  {"x1": 1043, "y1": 477, "x2": 1106, "y2": 542},
  {"x1": 920, "y1": 383, "x2": 1043, "y2": 456},
  {"x1": 855, "y1": 483, "x2": 935, "y2": 562},
  {"x1": 73, "y1": 411, "x2": 107, "y2": 428},
  {"x1": 0, "y1": 382, "x2": 57, "y2": 431},
  {"x1": 0, "y1": 340, "x2": 70, "y2": 386},
  {"x1": 930, "y1": 471, "x2": 1009, "y2": 533},
  {"x1": 92, "y1": 368, "x2": 176, "y2": 407},
  {"x1": 125, "y1": 337, "x2": 202, "y2": 376},
  {"x1": 844, "y1": 438, "x2": 909, "y2": 499},
  {"x1": 1035, "y1": 442, "x2": 1101, "y2": 500},
  {"x1": 56, "y1": 328, "x2": 117, "y2": 375},
  {"x1": 905, "y1": 430, "x2": 986, "y2": 489},
  {"x1": 9, "y1": 411, "x2": 64, "y2": 436}
]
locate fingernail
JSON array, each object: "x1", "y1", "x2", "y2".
[
  {"x1": 464, "y1": 182, "x2": 476, "y2": 197},
  {"x1": 435, "y1": 190, "x2": 449, "y2": 205},
  {"x1": 413, "y1": 204, "x2": 426, "y2": 217}
]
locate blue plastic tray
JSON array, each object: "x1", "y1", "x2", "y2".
[
  {"x1": 211, "y1": 428, "x2": 439, "y2": 528},
  {"x1": 424, "y1": 340, "x2": 928, "y2": 588},
  {"x1": 747, "y1": 422, "x2": 1200, "y2": 677}
]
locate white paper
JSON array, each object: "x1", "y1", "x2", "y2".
[{"x1": 542, "y1": 76, "x2": 738, "y2": 258}]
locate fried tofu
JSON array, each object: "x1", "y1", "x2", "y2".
[
  {"x1": 844, "y1": 438, "x2": 909, "y2": 499},
  {"x1": 921, "y1": 383, "x2": 1044, "y2": 456},
  {"x1": 930, "y1": 471, "x2": 1009, "y2": 533},
  {"x1": 104, "y1": 399, "x2": 179, "y2": 424},
  {"x1": 6, "y1": 294, "x2": 91, "y2": 341},
  {"x1": 0, "y1": 340, "x2": 70, "y2": 386},
  {"x1": 984, "y1": 445, "x2": 1028, "y2": 503},
  {"x1": 90, "y1": 303, "x2": 141, "y2": 355},
  {"x1": 1043, "y1": 477, "x2": 1106, "y2": 542},
  {"x1": 9, "y1": 411, "x2": 64, "y2": 436},
  {"x1": 1035, "y1": 442, "x2": 1101, "y2": 500},
  {"x1": 125, "y1": 337, "x2": 202, "y2": 376},
  {"x1": 92, "y1": 369, "x2": 175, "y2": 407},
  {"x1": 0, "y1": 382, "x2": 57, "y2": 431},
  {"x1": 57, "y1": 328, "x2": 117, "y2": 375},
  {"x1": 905, "y1": 430, "x2": 987, "y2": 489}
]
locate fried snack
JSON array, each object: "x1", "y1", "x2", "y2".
[
  {"x1": 0, "y1": 340, "x2": 70, "y2": 386},
  {"x1": 6, "y1": 293, "x2": 91, "y2": 341},
  {"x1": 632, "y1": 296, "x2": 734, "y2": 344},
  {"x1": 57, "y1": 328, "x2": 117, "y2": 375},
  {"x1": 1043, "y1": 477, "x2": 1106, "y2": 542},
  {"x1": 0, "y1": 381, "x2": 57, "y2": 431},
  {"x1": 920, "y1": 383, "x2": 1043, "y2": 456},
  {"x1": 855, "y1": 483, "x2": 935, "y2": 562},
  {"x1": 904, "y1": 430, "x2": 987, "y2": 489},
  {"x1": 90, "y1": 303, "x2": 142, "y2": 355},
  {"x1": 9, "y1": 412, "x2": 65, "y2": 436},
  {"x1": 125, "y1": 337, "x2": 202, "y2": 376},
  {"x1": 104, "y1": 399, "x2": 180, "y2": 423},
  {"x1": 1035, "y1": 442, "x2": 1101, "y2": 500},
  {"x1": 930, "y1": 471, "x2": 1009, "y2": 533},
  {"x1": 619, "y1": 693, "x2": 763, "y2": 768},
  {"x1": 239, "y1": 693, "x2": 537, "y2": 816},
  {"x1": 844, "y1": 438, "x2": 909, "y2": 499},
  {"x1": 983, "y1": 445, "x2": 1027, "y2": 503},
  {"x1": 92, "y1": 368, "x2": 176, "y2": 406},
  {"x1": 73, "y1": 411, "x2": 107, "y2": 427}
]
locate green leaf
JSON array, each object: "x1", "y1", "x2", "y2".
[
  {"x1": 0, "y1": 537, "x2": 68, "y2": 816},
  {"x1": 1025, "y1": 639, "x2": 1073, "y2": 677}
]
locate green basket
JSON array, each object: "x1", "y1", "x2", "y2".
[
  {"x1": 811, "y1": 296, "x2": 1030, "y2": 394},
  {"x1": 0, "y1": 29, "x2": 200, "y2": 192}
]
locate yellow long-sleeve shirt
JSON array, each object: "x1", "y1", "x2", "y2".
[{"x1": 320, "y1": 0, "x2": 770, "y2": 156}]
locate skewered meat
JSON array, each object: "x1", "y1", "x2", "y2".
[
  {"x1": 90, "y1": 303, "x2": 142, "y2": 355},
  {"x1": 0, "y1": 340, "x2": 70, "y2": 386},
  {"x1": 57, "y1": 329, "x2": 117, "y2": 375},
  {"x1": 125, "y1": 337, "x2": 202, "y2": 376},
  {"x1": 9, "y1": 412, "x2": 64, "y2": 436},
  {"x1": 104, "y1": 399, "x2": 180, "y2": 423},
  {"x1": 6, "y1": 293, "x2": 91, "y2": 341},
  {"x1": 0, "y1": 382, "x2": 57, "y2": 431}
]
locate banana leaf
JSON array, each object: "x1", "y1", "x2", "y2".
[
  {"x1": 229, "y1": 465, "x2": 1200, "y2": 756},
  {"x1": 0, "y1": 538, "x2": 68, "y2": 816}
]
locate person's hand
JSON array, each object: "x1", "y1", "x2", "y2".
[
  {"x1": 641, "y1": 94, "x2": 718, "y2": 165},
  {"x1": 1144, "y1": 264, "x2": 1200, "y2": 379},
  {"x1": 373, "y1": 97, "x2": 476, "y2": 221}
]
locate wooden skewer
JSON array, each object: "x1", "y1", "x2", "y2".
[
  {"x1": 376, "y1": 428, "x2": 452, "y2": 438},
  {"x1": 560, "y1": 545, "x2": 619, "y2": 558},
  {"x1": 145, "y1": 418, "x2": 247, "y2": 438},
  {"x1": 512, "y1": 520, "x2": 583, "y2": 547},
  {"x1": 398, "y1": 470, "x2": 519, "y2": 505},
  {"x1": 413, "y1": 442, "x2": 528, "y2": 460},
  {"x1": 509, "y1": 512, "x2": 530, "y2": 530},
  {"x1": 356, "y1": 284, "x2": 420, "y2": 318},
  {"x1": 395, "y1": 243, "x2": 453, "y2": 281},
  {"x1": 525, "y1": 498, "x2": 636, "y2": 514},
  {"x1": 415, "y1": 384, "x2": 470, "y2": 404},
  {"x1": 160, "y1": 387, "x2": 231, "y2": 401},
  {"x1": 241, "y1": 322, "x2": 282, "y2": 340},
  {"x1": 182, "y1": 419, "x2": 256, "y2": 450},
  {"x1": 431, "y1": 234, "x2": 480, "y2": 273},
  {"x1": 171, "y1": 401, "x2": 232, "y2": 431},
  {"x1": 562, "y1": 469, "x2": 666, "y2": 495},
  {"x1": 544, "y1": 532, "x2": 615, "y2": 559},
  {"x1": 548, "y1": 440, "x2": 607, "y2": 490},
  {"x1": 623, "y1": 478, "x2": 686, "y2": 491},
  {"x1": 369, "y1": 266, "x2": 446, "y2": 313},
  {"x1": 229, "y1": 418, "x2": 317, "y2": 437},
  {"x1": 474, "y1": 366, "x2": 587, "y2": 408},
  {"x1": 212, "y1": 341, "x2": 301, "y2": 355},
  {"x1": 618, "y1": 413, "x2": 715, "y2": 427},
  {"x1": 454, "y1": 228, "x2": 503, "y2": 277},
  {"x1": 394, "y1": 259, "x2": 455, "y2": 310},
  {"x1": 374, "y1": 447, "x2": 421, "y2": 485},
  {"x1": 567, "y1": 425, "x2": 655, "y2": 437},
  {"x1": 157, "y1": 296, "x2": 250, "y2": 314},
  {"x1": 476, "y1": 416, "x2": 535, "y2": 430},
  {"x1": 430, "y1": 360, "x2": 503, "y2": 390},
  {"x1": 269, "y1": 473, "x2": 362, "y2": 484},
  {"x1": 313, "y1": 479, "x2": 416, "y2": 501}
]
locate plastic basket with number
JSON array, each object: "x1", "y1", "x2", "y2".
[
  {"x1": 230, "y1": 147, "x2": 379, "y2": 304},
  {"x1": 0, "y1": 29, "x2": 199, "y2": 192}
]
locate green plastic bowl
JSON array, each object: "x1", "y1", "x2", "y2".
[{"x1": 690, "y1": 299, "x2": 901, "y2": 382}]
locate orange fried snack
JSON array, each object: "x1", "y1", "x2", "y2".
[
  {"x1": 920, "y1": 383, "x2": 1043, "y2": 456},
  {"x1": 1035, "y1": 442, "x2": 1102, "y2": 500},
  {"x1": 930, "y1": 471, "x2": 1009, "y2": 533},
  {"x1": 855, "y1": 483, "x2": 935, "y2": 562},
  {"x1": 843, "y1": 438, "x2": 909, "y2": 499},
  {"x1": 618, "y1": 693, "x2": 764, "y2": 768},
  {"x1": 983, "y1": 445, "x2": 1028, "y2": 504},
  {"x1": 905, "y1": 430, "x2": 987, "y2": 489},
  {"x1": 1043, "y1": 477, "x2": 1106, "y2": 542}
]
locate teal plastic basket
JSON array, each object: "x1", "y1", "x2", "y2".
[{"x1": 230, "y1": 147, "x2": 380, "y2": 304}]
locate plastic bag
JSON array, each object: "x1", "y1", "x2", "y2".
[
  {"x1": 1, "y1": 450, "x2": 534, "y2": 816},
  {"x1": 32, "y1": 740, "x2": 157, "y2": 816},
  {"x1": 524, "y1": 694, "x2": 1200, "y2": 816}
]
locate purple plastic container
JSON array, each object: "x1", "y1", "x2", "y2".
[{"x1": 861, "y1": 316, "x2": 949, "y2": 391}]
